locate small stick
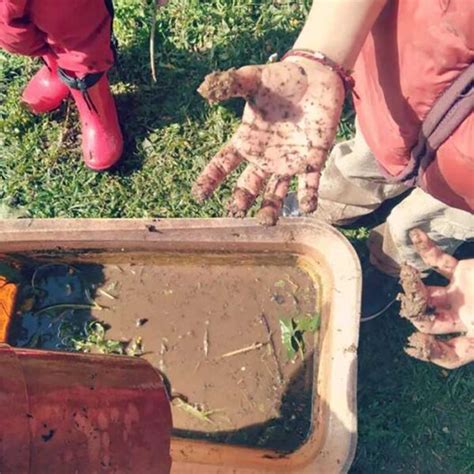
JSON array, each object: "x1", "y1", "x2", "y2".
[
  {"x1": 172, "y1": 397, "x2": 220, "y2": 425},
  {"x1": 35, "y1": 303, "x2": 101, "y2": 316},
  {"x1": 56, "y1": 98, "x2": 71, "y2": 150},
  {"x1": 260, "y1": 313, "x2": 284, "y2": 384},
  {"x1": 149, "y1": 0, "x2": 158, "y2": 82},
  {"x1": 203, "y1": 326, "x2": 209, "y2": 358},
  {"x1": 219, "y1": 342, "x2": 267, "y2": 359},
  {"x1": 98, "y1": 288, "x2": 117, "y2": 300}
]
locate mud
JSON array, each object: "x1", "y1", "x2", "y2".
[
  {"x1": 405, "y1": 332, "x2": 452, "y2": 363},
  {"x1": 9, "y1": 252, "x2": 319, "y2": 452},
  {"x1": 398, "y1": 263, "x2": 432, "y2": 321},
  {"x1": 197, "y1": 69, "x2": 241, "y2": 104}
]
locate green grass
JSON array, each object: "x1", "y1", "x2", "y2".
[{"x1": 0, "y1": 1, "x2": 472, "y2": 472}]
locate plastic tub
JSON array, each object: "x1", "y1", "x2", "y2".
[{"x1": 0, "y1": 217, "x2": 361, "y2": 473}]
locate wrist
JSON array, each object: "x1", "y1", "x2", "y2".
[
  {"x1": 282, "y1": 50, "x2": 354, "y2": 95},
  {"x1": 293, "y1": 0, "x2": 388, "y2": 70}
]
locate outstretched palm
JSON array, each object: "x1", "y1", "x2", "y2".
[
  {"x1": 192, "y1": 59, "x2": 344, "y2": 225},
  {"x1": 402, "y1": 229, "x2": 474, "y2": 369}
]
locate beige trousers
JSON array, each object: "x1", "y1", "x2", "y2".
[{"x1": 315, "y1": 127, "x2": 474, "y2": 277}]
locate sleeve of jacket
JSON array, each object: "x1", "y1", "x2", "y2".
[{"x1": 0, "y1": 0, "x2": 48, "y2": 56}]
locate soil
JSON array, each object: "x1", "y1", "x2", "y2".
[
  {"x1": 9, "y1": 252, "x2": 319, "y2": 453},
  {"x1": 398, "y1": 263, "x2": 432, "y2": 321},
  {"x1": 405, "y1": 332, "x2": 449, "y2": 362},
  {"x1": 198, "y1": 69, "x2": 241, "y2": 104}
]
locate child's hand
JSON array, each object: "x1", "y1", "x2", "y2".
[
  {"x1": 402, "y1": 229, "x2": 474, "y2": 369},
  {"x1": 192, "y1": 58, "x2": 344, "y2": 225}
]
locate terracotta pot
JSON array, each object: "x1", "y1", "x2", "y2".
[{"x1": 0, "y1": 344, "x2": 172, "y2": 474}]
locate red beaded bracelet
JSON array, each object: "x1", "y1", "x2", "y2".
[{"x1": 281, "y1": 49, "x2": 356, "y2": 95}]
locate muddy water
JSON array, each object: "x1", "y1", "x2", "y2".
[{"x1": 9, "y1": 252, "x2": 319, "y2": 452}]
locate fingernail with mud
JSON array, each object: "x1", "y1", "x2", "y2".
[
  {"x1": 191, "y1": 182, "x2": 211, "y2": 203},
  {"x1": 227, "y1": 204, "x2": 247, "y2": 219},
  {"x1": 299, "y1": 196, "x2": 318, "y2": 214},
  {"x1": 257, "y1": 206, "x2": 279, "y2": 227}
]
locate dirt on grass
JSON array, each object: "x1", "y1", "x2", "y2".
[{"x1": 9, "y1": 251, "x2": 320, "y2": 453}]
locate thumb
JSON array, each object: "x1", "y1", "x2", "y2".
[{"x1": 197, "y1": 65, "x2": 263, "y2": 104}]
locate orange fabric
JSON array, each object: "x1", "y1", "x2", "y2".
[
  {"x1": 0, "y1": 276, "x2": 17, "y2": 343},
  {"x1": 353, "y1": 0, "x2": 474, "y2": 212}
]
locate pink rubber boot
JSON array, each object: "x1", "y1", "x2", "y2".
[
  {"x1": 61, "y1": 71, "x2": 123, "y2": 170},
  {"x1": 22, "y1": 54, "x2": 70, "y2": 114}
]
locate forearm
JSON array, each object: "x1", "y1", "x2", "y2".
[{"x1": 293, "y1": 0, "x2": 387, "y2": 70}]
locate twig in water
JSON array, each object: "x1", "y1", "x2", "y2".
[
  {"x1": 203, "y1": 322, "x2": 209, "y2": 358},
  {"x1": 260, "y1": 313, "x2": 284, "y2": 384},
  {"x1": 219, "y1": 342, "x2": 267, "y2": 359},
  {"x1": 84, "y1": 289, "x2": 106, "y2": 310},
  {"x1": 35, "y1": 303, "x2": 101, "y2": 316},
  {"x1": 98, "y1": 288, "x2": 117, "y2": 300},
  {"x1": 172, "y1": 397, "x2": 220, "y2": 425}
]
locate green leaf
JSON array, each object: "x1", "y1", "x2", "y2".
[
  {"x1": 280, "y1": 313, "x2": 321, "y2": 361},
  {"x1": 296, "y1": 313, "x2": 320, "y2": 333},
  {"x1": 279, "y1": 318, "x2": 297, "y2": 359},
  {"x1": 91, "y1": 321, "x2": 106, "y2": 341}
]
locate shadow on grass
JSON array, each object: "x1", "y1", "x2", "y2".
[{"x1": 110, "y1": 24, "x2": 300, "y2": 176}]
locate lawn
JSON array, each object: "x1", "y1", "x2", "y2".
[{"x1": 0, "y1": 1, "x2": 472, "y2": 472}]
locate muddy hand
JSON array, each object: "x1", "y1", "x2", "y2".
[
  {"x1": 402, "y1": 229, "x2": 474, "y2": 369},
  {"x1": 193, "y1": 59, "x2": 344, "y2": 225},
  {"x1": 405, "y1": 333, "x2": 474, "y2": 370}
]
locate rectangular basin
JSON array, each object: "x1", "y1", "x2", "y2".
[{"x1": 0, "y1": 217, "x2": 361, "y2": 473}]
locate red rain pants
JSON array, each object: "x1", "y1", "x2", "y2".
[{"x1": 0, "y1": 0, "x2": 114, "y2": 74}]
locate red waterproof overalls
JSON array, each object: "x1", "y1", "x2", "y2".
[
  {"x1": 0, "y1": 0, "x2": 114, "y2": 74},
  {"x1": 0, "y1": 0, "x2": 123, "y2": 170}
]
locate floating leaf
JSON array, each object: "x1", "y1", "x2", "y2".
[
  {"x1": 172, "y1": 397, "x2": 221, "y2": 425},
  {"x1": 126, "y1": 336, "x2": 144, "y2": 357},
  {"x1": 280, "y1": 313, "x2": 320, "y2": 361},
  {"x1": 296, "y1": 313, "x2": 320, "y2": 333},
  {"x1": 279, "y1": 318, "x2": 298, "y2": 359},
  {"x1": 64, "y1": 321, "x2": 126, "y2": 355}
]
